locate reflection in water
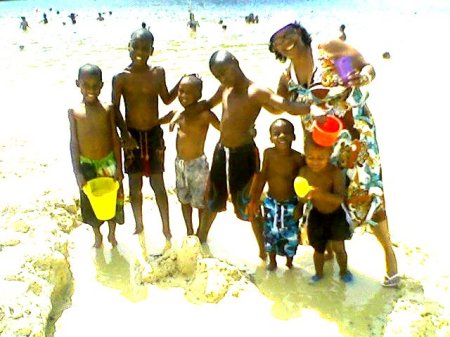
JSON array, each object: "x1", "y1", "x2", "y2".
[
  {"x1": 254, "y1": 259, "x2": 400, "y2": 337},
  {"x1": 94, "y1": 247, "x2": 148, "y2": 302}
]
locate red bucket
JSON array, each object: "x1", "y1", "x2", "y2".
[{"x1": 312, "y1": 115, "x2": 343, "y2": 147}]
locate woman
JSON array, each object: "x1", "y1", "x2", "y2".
[{"x1": 269, "y1": 22, "x2": 398, "y2": 287}]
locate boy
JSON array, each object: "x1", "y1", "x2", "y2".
[
  {"x1": 196, "y1": 50, "x2": 310, "y2": 259},
  {"x1": 298, "y1": 135, "x2": 352, "y2": 283},
  {"x1": 249, "y1": 119, "x2": 305, "y2": 270},
  {"x1": 69, "y1": 64, "x2": 124, "y2": 248},
  {"x1": 112, "y1": 28, "x2": 179, "y2": 238},
  {"x1": 159, "y1": 74, "x2": 220, "y2": 235}
]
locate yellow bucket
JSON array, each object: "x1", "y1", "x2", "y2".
[
  {"x1": 82, "y1": 177, "x2": 119, "y2": 220},
  {"x1": 294, "y1": 176, "x2": 313, "y2": 198}
]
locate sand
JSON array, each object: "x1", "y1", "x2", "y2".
[{"x1": 1, "y1": 3, "x2": 450, "y2": 337}]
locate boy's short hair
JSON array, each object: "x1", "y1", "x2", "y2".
[
  {"x1": 269, "y1": 118, "x2": 295, "y2": 135},
  {"x1": 78, "y1": 63, "x2": 102, "y2": 80},
  {"x1": 181, "y1": 74, "x2": 203, "y2": 100},
  {"x1": 130, "y1": 28, "x2": 154, "y2": 44},
  {"x1": 209, "y1": 50, "x2": 237, "y2": 70},
  {"x1": 269, "y1": 22, "x2": 312, "y2": 63},
  {"x1": 182, "y1": 73, "x2": 202, "y2": 90}
]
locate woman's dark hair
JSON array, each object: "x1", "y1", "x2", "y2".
[{"x1": 269, "y1": 22, "x2": 312, "y2": 63}]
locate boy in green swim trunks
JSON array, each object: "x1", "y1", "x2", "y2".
[
  {"x1": 159, "y1": 74, "x2": 220, "y2": 235},
  {"x1": 69, "y1": 64, "x2": 124, "y2": 248}
]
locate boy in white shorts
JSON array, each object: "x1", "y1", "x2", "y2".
[{"x1": 160, "y1": 74, "x2": 220, "y2": 235}]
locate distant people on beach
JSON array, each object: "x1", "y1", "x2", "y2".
[
  {"x1": 41, "y1": 13, "x2": 48, "y2": 24},
  {"x1": 195, "y1": 50, "x2": 310, "y2": 259},
  {"x1": 97, "y1": 13, "x2": 104, "y2": 21},
  {"x1": 298, "y1": 135, "x2": 353, "y2": 283},
  {"x1": 69, "y1": 64, "x2": 124, "y2": 248},
  {"x1": 112, "y1": 28, "x2": 180, "y2": 239},
  {"x1": 19, "y1": 16, "x2": 30, "y2": 31},
  {"x1": 159, "y1": 74, "x2": 220, "y2": 235},
  {"x1": 338, "y1": 24, "x2": 346, "y2": 41},
  {"x1": 187, "y1": 12, "x2": 200, "y2": 32},
  {"x1": 249, "y1": 118, "x2": 305, "y2": 270},
  {"x1": 218, "y1": 18, "x2": 227, "y2": 30},
  {"x1": 245, "y1": 13, "x2": 259, "y2": 24},
  {"x1": 269, "y1": 22, "x2": 399, "y2": 287},
  {"x1": 69, "y1": 13, "x2": 77, "y2": 24}
]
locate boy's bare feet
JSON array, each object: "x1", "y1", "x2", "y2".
[
  {"x1": 134, "y1": 224, "x2": 144, "y2": 234},
  {"x1": 267, "y1": 260, "x2": 277, "y2": 271},
  {"x1": 93, "y1": 227, "x2": 103, "y2": 248},
  {"x1": 267, "y1": 254, "x2": 277, "y2": 270},
  {"x1": 93, "y1": 234, "x2": 103, "y2": 248},
  {"x1": 286, "y1": 257, "x2": 293, "y2": 269},
  {"x1": 108, "y1": 234, "x2": 118, "y2": 247},
  {"x1": 259, "y1": 251, "x2": 267, "y2": 261},
  {"x1": 163, "y1": 229, "x2": 172, "y2": 241}
]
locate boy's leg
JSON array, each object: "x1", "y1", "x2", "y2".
[
  {"x1": 313, "y1": 250, "x2": 325, "y2": 279},
  {"x1": 197, "y1": 209, "x2": 217, "y2": 243},
  {"x1": 268, "y1": 252, "x2": 277, "y2": 270},
  {"x1": 92, "y1": 226, "x2": 103, "y2": 248},
  {"x1": 149, "y1": 173, "x2": 171, "y2": 240},
  {"x1": 370, "y1": 219, "x2": 398, "y2": 278},
  {"x1": 251, "y1": 216, "x2": 267, "y2": 260},
  {"x1": 129, "y1": 173, "x2": 144, "y2": 234},
  {"x1": 181, "y1": 203, "x2": 194, "y2": 235},
  {"x1": 107, "y1": 220, "x2": 117, "y2": 247},
  {"x1": 330, "y1": 240, "x2": 348, "y2": 276},
  {"x1": 324, "y1": 241, "x2": 335, "y2": 261},
  {"x1": 286, "y1": 256, "x2": 293, "y2": 269}
]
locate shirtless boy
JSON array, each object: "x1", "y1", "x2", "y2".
[
  {"x1": 112, "y1": 28, "x2": 179, "y2": 238},
  {"x1": 249, "y1": 119, "x2": 305, "y2": 270},
  {"x1": 298, "y1": 136, "x2": 352, "y2": 283},
  {"x1": 196, "y1": 50, "x2": 310, "y2": 259},
  {"x1": 69, "y1": 64, "x2": 124, "y2": 248},
  {"x1": 159, "y1": 74, "x2": 220, "y2": 235}
]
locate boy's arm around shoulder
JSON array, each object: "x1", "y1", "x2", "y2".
[
  {"x1": 253, "y1": 84, "x2": 310, "y2": 116},
  {"x1": 68, "y1": 108, "x2": 85, "y2": 188},
  {"x1": 158, "y1": 110, "x2": 176, "y2": 126},
  {"x1": 207, "y1": 109, "x2": 220, "y2": 130},
  {"x1": 158, "y1": 67, "x2": 179, "y2": 105}
]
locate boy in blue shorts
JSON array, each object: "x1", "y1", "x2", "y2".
[{"x1": 249, "y1": 119, "x2": 305, "y2": 270}]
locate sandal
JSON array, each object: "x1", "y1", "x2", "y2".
[
  {"x1": 382, "y1": 273, "x2": 400, "y2": 288},
  {"x1": 340, "y1": 271, "x2": 354, "y2": 283}
]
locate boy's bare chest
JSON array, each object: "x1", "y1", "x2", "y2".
[
  {"x1": 123, "y1": 73, "x2": 159, "y2": 95},
  {"x1": 270, "y1": 153, "x2": 300, "y2": 177}
]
